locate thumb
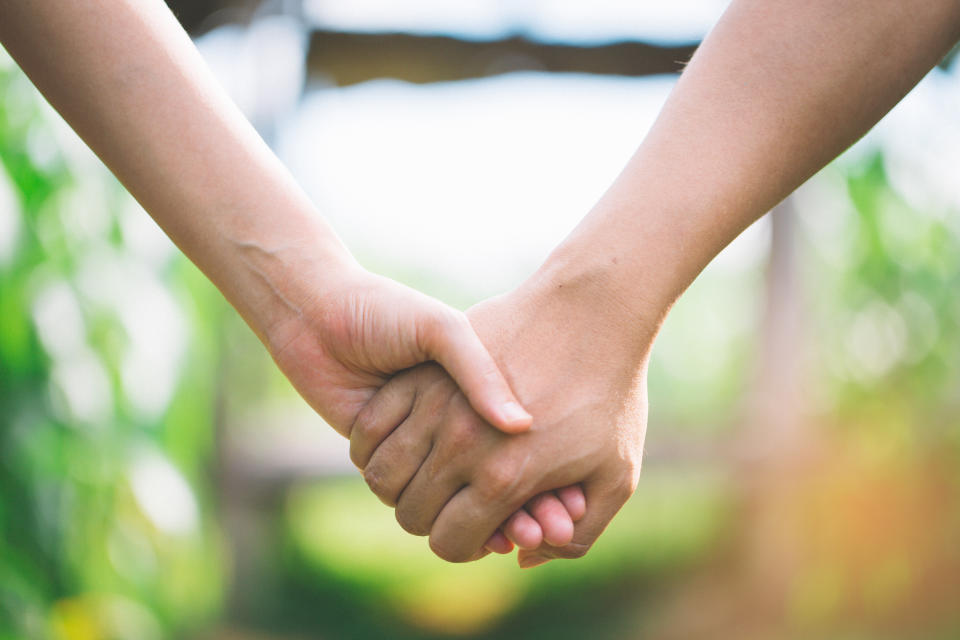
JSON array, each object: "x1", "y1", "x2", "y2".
[{"x1": 420, "y1": 310, "x2": 532, "y2": 434}]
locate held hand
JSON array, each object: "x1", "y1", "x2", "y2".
[
  {"x1": 350, "y1": 360, "x2": 586, "y2": 555},
  {"x1": 483, "y1": 485, "x2": 587, "y2": 555},
  {"x1": 350, "y1": 262, "x2": 655, "y2": 564},
  {"x1": 264, "y1": 259, "x2": 533, "y2": 438}
]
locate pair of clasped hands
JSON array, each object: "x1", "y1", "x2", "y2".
[{"x1": 268, "y1": 249, "x2": 651, "y2": 568}]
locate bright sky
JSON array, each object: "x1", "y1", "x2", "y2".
[{"x1": 304, "y1": 0, "x2": 731, "y2": 43}]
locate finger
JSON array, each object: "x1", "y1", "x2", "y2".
[
  {"x1": 361, "y1": 413, "x2": 435, "y2": 508},
  {"x1": 484, "y1": 530, "x2": 514, "y2": 555},
  {"x1": 501, "y1": 509, "x2": 543, "y2": 550},
  {"x1": 517, "y1": 475, "x2": 634, "y2": 568},
  {"x1": 420, "y1": 311, "x2": 532, "y2": 434},
  {"x1": 526, "y1": 492, "x2": 575, "y2": 548},
  {"x1": 557, "y1": 485, "x2": 587, "y2": 522},
  {"x1": 427, "y1": 483, "x2": 527, "y2": 563},
  {"x1": 393, "y1": 447, "x2": 466, "y2": 537},
  {"x1": 349, "y1": 370, "x2": 418, "y2": 469}
]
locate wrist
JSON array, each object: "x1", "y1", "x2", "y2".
[
  {"x1": 221, "y1": 210, "x2": 360, "y2": 347},
  {"x1": 468, "y1": 270, "x2": 652, "y2": 412},
  {"x1": 522, "y1": 239, "x2": 667, "y2": 362},
  {"x1": 471, "y1": 251, "x2": 659, "y2": 393}
]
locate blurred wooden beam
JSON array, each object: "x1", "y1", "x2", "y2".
[
  {"x1": 166, "y1": 1, "x2": 701, "y2": 83},
  {"x1": 308, "y1": 31, "x2": 699, "y2": 86},
  {"x1": 166, "y1": 0, "x2": 233, "y2": 33}
]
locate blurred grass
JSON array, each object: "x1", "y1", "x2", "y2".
[
  {"x1": 0, "y1": 56, "x2": 225, "y2": 639},
  {"x1": 277, "y1": 469, "x2": 732, "y2": 638}
]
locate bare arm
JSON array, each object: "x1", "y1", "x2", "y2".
[
  {"x1": 552, "y1": 0, "x2": 960, "y2": 326},
  {"x1": 0, "y1": 0, "x2": 327, "y2": 335}
]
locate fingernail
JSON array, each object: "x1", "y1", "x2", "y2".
[
  {"x1": 519, "y1": 554, "x2": 549, "y2": 569},
  {"x1": 501, "y1": 401, "x2": 532, "y2": 425}
]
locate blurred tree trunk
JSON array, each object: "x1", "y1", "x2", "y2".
[
  {"x1": 165, "y1": 0, "x2": 698, "y2": 86},
  {"x1": 735, "y1": 196, "x2": 819, "y2": 628},
  {"x1": 744, "y1": 197, "x2": 808, "y2": 455},
  {"x1": 650, "y1": 197, "x2": 819, "y2": 639}
]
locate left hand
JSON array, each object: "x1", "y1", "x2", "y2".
[{"x1": 265, "y1": 259, "x2": 534, "y2": 437}]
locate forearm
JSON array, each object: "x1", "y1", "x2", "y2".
[
  {"x1": 535, "y1": 0, "x2": 960, "y2": 348},
  {"x1": 0, "y1": 0, "x2": 352, "y2": 340}
]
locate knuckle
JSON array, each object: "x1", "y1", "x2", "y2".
[
  {"x1": 606, "y1": 458, "x2": 641, "y2": 504},
  {"x1": 348, "y1": 445, "x2": 363, "y2": 470},
  {"x1": 362, "y1": 465, "x2": 396, "y2": 506},
  {"x1": 613, "y1": 479, "x2": 635, "y2": 504},
  {"x1": 395, "y1": 507, "x2": 429, "y2": 536},
  {"x1": 349, "y1": 412, "x2": 375, "y2": 467},
  {"x1": 348, "y1": 442, "x2": 365, "y2": 470},
  {"x1": 616, "y1": 465, "x2": 641, "y2": 501},
  {"x1": 446, "y1": 412, "x2": 485, "y2": 451},
  {"x1": 475, "y1": 458, "x2": 520, "y2": 503},
  {"x1": 429, "y1": 536, "x2": 471, "y2": 564}
]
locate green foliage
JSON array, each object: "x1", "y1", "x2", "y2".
[
  {"x1": 808, "y1": 155, "x2": 960, "y2": 431},
  {"x1": 279, "y1": 470, "x2": 731, "y2": 639},
  {"x1": 0, "y1": 61, "x2": 223, "y2": 639}
]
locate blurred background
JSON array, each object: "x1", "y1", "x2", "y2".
[{"x1": 2, "y1": 1, "x2": 960, "y2": 638}]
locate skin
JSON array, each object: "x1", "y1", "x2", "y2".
[
  {"x1": 354, "y1": 0, "x2": 960, "y2": 566},
  {"x1": 0, "y1": 0, "x2": 585, "y2": 551}
]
